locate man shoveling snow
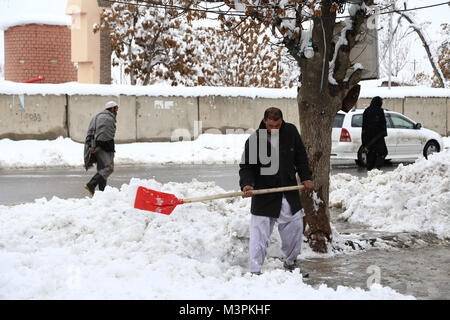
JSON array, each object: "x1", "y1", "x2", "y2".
[{"x1": 239, "y1": 107, "x2": 314, "y2": 277}]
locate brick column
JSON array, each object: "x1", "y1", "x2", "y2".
[
  {"x1": 98, "y1": 0, "x2": 112, "y2": 84},
  {"x1": 4, "y1": 24, "x2": 77, "y2": 83}
]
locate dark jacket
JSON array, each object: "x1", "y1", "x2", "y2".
[
  {"x1": 362, "y1": 100, "x2": 387, "y2": 155},
  {"x1": 239, "y1": 120, "x2": 312, "y2": 218}
]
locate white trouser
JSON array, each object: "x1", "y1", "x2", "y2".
[{"x1": 249, "y1": 195, "x2": 305, "y2": 273}]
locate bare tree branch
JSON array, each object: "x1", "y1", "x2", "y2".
[{"x1": 394, "y1": 9, "x2": 445, "y2": 87}]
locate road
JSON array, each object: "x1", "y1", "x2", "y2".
[{"x1": 0, "y1": 160, "x2": 405, "y2": 206}]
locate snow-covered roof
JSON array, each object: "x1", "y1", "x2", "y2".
[
  {"x1": 0, "y1": 80, "x2": 448, "y2": 99},
  {"x1": 0, "y1": 14, "x2": 71, "y2": 31}
]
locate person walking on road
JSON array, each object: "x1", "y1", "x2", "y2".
[
  {"x1": 362, "y1": 96, "x2": 388, "y2": 171},
  {"x1": 239, "y1": 107, "x2": 314, "y2": 276},
  {"x1": 84, "y1": 101, "x2": 118, "y2": 196}
]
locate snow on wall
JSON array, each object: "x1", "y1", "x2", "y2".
[{"x1": 0, "y1": 80, "x2": 449, "y2": 99}]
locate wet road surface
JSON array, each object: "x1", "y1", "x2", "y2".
[
  {"x1": 301, "y1": 244, "x2": 450, "y2": 299},
  {"x1": 303, "y1": 218, "x2": 449, "y2": 299}
]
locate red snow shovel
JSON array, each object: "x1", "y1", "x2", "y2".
[{"x1": 134, "y1": 185, "x2": 305, "y2": 215}]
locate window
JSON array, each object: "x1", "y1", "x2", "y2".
[
  {"x1": 333, "y1": 114, "x2": 345, "y2": 128},
  {"x1": 351, "y1": 114, "x2": 363, "y2": 127},
  {"x1": 352, "y1": 113, "x2": 392, "y2": 128},
  {"x1": 385, "y1": 114, "x2": 393, "y2": 128},
  {"x1": 390, "y1": 114, "x2": 415, "y2": 129}
]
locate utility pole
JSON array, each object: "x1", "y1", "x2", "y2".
[{"x1": 388, "y1": 0, "x2": 394, "y2": 89}]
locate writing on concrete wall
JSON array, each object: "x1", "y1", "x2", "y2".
[
  {"x1": 154, "y1": 100, "x2": 174, "y2": 110},
  {"x1": 22, "y1": 113, "x2": 42, "y2": 122}
]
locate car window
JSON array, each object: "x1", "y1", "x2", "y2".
[
  {"x1": 351, "y1": 114, "x2": 362, "y2": 127},
  {"x1": 352, "y1": 113, "x2": 392, "y2": 128},
  {"x1": 385, "y1": 114, "x2": 393, "y2": 128},
  {"x1": 390, "y1": 114, "x2": 415, "y2": 129},
  {"x1": 333, "y1": 114, "x2": 345, "y2": 128}
]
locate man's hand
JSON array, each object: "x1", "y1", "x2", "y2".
[
  {"x1": 90, "y1": 146, "x2": 100, "y2": 154},
  {"x1": 303, "y1": 180, "x2": 314, "y2": 191},
  {"x1": 242, "y1": 185, "x2": 254, "y2": 198},
  {"x1": 363, "y1": 146, "x2": 369, "y2": 153}
]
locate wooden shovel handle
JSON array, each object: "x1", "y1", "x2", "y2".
[{"x1": 182, "y1": 185, "x2": 305, "y2": 204}]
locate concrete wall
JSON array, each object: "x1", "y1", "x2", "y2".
[
  {"x1": 68, "y1": 94, "x2": 136, "y2": 143},
  {"x1": 356, "y1": 97, "x2": 449, "y2": 136},
  {"x1": 0, "y1": 94, "x2": 67, "y2": 140},
  {"x1": 136, "y1": 96, "x2": 198, "y2": 142},
  {"x1": 357, "y1": 98, "x2": 404, "y2": 114},
  {"x1": 199, "y1": 96, "x2": 300, "y2": 133},
  {"x1": 0, "y1": 94, "x2": 449, "y2": 142},
  {"x1": 403, "y1": 97, "x2": 448, "y2": 137}
]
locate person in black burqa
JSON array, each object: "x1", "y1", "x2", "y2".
[{"x1": 362, "y1": 96, "x2": 388, "y2": 170}]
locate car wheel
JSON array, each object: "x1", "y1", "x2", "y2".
[
  {"x1": 356, "y1": 146, "x2": 367, "y2": 167},
  {"x1": 423, "y1": 141, "x2": 440, "y2": 159}
]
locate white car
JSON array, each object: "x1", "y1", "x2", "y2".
[{"x1": 331, "y1": 108, "x2": 444, "y2": 166}]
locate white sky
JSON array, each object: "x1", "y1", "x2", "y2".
[
  {"x1": 382, "y1": 0, "x2": 450, "y2": 80},
  {"x1": 0, "y1": 0, "x2": 448, "y2": 80}
]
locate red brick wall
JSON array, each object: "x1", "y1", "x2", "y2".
[{"x1": 4, "y1": 24, "x2": 77, "y2": 83}]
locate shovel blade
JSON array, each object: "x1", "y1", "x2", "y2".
[{"x1": 134, "y1": 186, "x2": 183, "y2": 215}]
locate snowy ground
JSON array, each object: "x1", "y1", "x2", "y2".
[
  {"x1": 0, "y1": 134, "x2": 248, "y2": 168},
  {"x1": 0, "y1": 178, "x2": 414, "y2": 300},
  {"x1": 330, "y1": 150, "x2": 450, "y2": 239},
  {"x1": 0, "y1": 136, "x2": 449, "y2": 299}
]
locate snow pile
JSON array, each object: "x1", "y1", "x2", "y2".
[
  {"x1": 0, "y1": 134, "x2": 249, "y2": 169},
  {"x1": 0, "y1": 178, "x2": 412, "y2": 299},
  {"x1": 118, "y1": 134, "x2": 249, "y2": 166},
  {"x1": 330, "y1": 149, "x2": 450, "y2": 239},
  {"x1": 0, "y1": 137, "x2": 82, "y2": 168}
]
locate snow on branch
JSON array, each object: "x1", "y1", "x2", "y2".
[
  {"x1": 328, "y1": 18, "x2": 352, "y2": 85},
  {"x1": 328, "y1": 2, "x2": 371, "y2": 86}
]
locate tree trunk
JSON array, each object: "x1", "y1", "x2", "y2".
[
  {"x1": 295, "y1": 15, "x2": 340, "y2": 253},
  {"x1": 297, "y1": 96, "x2": 335, "y2": 253},
  {"x1": 291, "y1": 1, "x2": 370, "y2": 252}
]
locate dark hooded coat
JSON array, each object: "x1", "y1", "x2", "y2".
[
  {"x1": 362, "y1": 96, "x2": 388, "y2": 155},
  {"x1": 239, "y1": 120, "x2": 312, "y2": 218}
]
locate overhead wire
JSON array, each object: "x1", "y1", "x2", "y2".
[{"x1": 101, "y1": 0, "x2": 450, "y2": 20}]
